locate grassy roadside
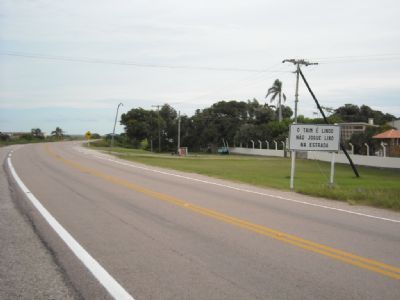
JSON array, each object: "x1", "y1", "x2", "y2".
[{"x1": 91, "y1": 145, "x2": 400, "y2": 211}]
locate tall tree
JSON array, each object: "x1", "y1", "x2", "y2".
[
  {"x1": 51, "y1": 127, "x2": 64, "y2": 139},
  {"x1": 332, "y1": 104, "x2": 396, "y2": 125},
  {"x1": 120, "y1": 105, "x2": 178, "y2": 151},
  {"x1": 159, "y1": 104, "x2": 178, "y2": 151},
  {"x1": 120, "y1": 108, "x2": 153, "y2": 147},
  {"x1": 266, "y1": 79, "x2": 286, "y2": 122}
]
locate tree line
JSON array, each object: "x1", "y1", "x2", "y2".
[
  {"x1": 0, "y1": 127, "x2": 103, "y2": 145},
  {"x1": 0, "y1": 127, "x2": 67, "y2": 141},
  {"x1": 118, "y1": 100, "x2": 397, "y2": 153}
]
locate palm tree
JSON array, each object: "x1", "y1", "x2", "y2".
[
  {"x1": 51, "y1": 127, "x2": 64, "y2": 139},
  {"x1": 266, "y1": 79, "x2": 286, "y2": 122}
]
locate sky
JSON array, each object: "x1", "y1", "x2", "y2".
[{"x1": 0, "y1": 0, "x2": 399, "y2": 135}]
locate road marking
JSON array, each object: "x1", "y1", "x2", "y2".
[
  {"x1": 7, "y1": 152, "x2": 135, "y2": 300},
  {"x1": 49, "y1": 146, "x2": 400, "y2": 280},
  {"x1": 76, "y1": 147, "x2": 400, "y2": 224}
]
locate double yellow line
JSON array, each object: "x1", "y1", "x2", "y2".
[{"x1": 46, "y1": 145, "x2": 400, "y2": 280}]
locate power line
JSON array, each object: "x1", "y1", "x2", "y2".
[
  {"x1": 0, "y1": 51, "x2": 288, "y2": 73},
  {"x1": 313, "y1": 53, "x2": 400, "y2": 64},
  {"x1": 313, "y1": 52, "x2": 400, "y2": 60},
  {"x1": 172, "y1": 63, "x2": 291, "y2": 106}
]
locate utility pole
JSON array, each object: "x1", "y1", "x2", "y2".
[
  {"x1": 294, "y1": 64, "x2": 300, "y2": 123},
  {"x1": 151, "y1": 105, "x2": 161, "y2": 152},
  {"x1": 283, "y1": 58, "x2": 360, "y2": 179},
  {"x1": 282, "y1": 59, "x2": 317, "y2": 189},
  {"x1": 111, "y1": 102, "x2": 123, "y2": 148},
  {"x1": 177, "y1": 111, "x2": 181, "y2": 154},
  {"x1": 283, "y1": 59, "x2": 318, "y2": 123}
]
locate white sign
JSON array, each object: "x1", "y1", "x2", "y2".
[{"x1": 289, "y1": 124, "x2": 340, "y2": 151}]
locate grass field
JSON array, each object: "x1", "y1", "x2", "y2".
[{"x1": 92, "y1": 145, "x2": 400, "y2": 211}]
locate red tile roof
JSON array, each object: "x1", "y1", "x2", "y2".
[{"x1": 373, "y1": 129, "x2": 400, "y2": 139}]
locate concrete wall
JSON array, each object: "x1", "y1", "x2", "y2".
[
  {"x1": 306, "y1": 151, "x2": 400, "y2": 169},
  {"x1": 229, "y1": 147, "x2": 400, "y2": 169},
  {"x1": 229, "y1": 147, "x2": 284, "y2": 157},
  {"x1": 386, "y1": 119, "x2": 400, "y2": 130}
]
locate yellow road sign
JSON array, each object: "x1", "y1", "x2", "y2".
[{"x1": 85, "y1": 131, "x2": 92, "y2": 139}]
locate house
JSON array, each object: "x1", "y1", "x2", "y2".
[
  {"x1": 372, "y1": 129, "x2": 400, "y2": 157},
  {"x1": 338, "y1": 118, "x2": 377, "y2": 143}
]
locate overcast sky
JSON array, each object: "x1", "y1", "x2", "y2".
[{"x1": 1, "y1": 0, "x2": 399, "y2": 134}]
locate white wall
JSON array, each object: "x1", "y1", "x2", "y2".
[
  {"x1": 306, "y1": 151, "x2": 400, "y2": 169},
  {"x1": 230, "y1": 147, "x2": 284, "y2": 157},
  {"x1": 229, "y1": 147, "x2": 400, "y2": 169}
]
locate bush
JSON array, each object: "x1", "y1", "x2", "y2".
[{"x1": 0, "y1": 132, "x2": 10, "y2": 141}]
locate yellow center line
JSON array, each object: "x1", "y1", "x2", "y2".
[{"x1": 45, "y1": 145, "x2": 400, "y2": 280}]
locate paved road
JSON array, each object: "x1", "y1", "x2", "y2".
[
  {"x1": 4, "y1": 141, "x2": 400, "y2": 299},
  {"x1": 0, "y1": 146, "x2": 77, "y2": 299}
]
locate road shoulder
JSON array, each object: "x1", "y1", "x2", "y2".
[{"x1": 0, "y1": 146, "x2": 78, "y2": 300}]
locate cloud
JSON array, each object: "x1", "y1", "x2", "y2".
[{"x1": 0, "y1": 0, "x2": 399, "y2": 134}]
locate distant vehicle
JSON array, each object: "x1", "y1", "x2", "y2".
[{"x1": 218, "y1": 146, "x2": 229, "y2": 155}]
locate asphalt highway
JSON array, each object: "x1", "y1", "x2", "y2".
[{"x1": 4, "y1": 141, "x2": 400, "y2": 299}]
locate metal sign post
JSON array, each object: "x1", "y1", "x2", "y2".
[
  {"x1": 85, "y1": 131, "x2": 92, "y2": 147},
  {"x1": 330, "y1": 151, "x2": 336, "y2": 186},
  {"x1": 289, "y1": 124, "x2": 340, "y2": 189},
  {"x1": 290, "y1": 150, "x2": 296, "y2": 189}
]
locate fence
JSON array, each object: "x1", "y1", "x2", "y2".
[
  {"x1": 306, "y1": 151, "x2": 400, "y2": 169},
  {"x1": 229, "y1": 147, "x2": 285, "y2": 157}
]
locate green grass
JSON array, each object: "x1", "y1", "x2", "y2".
[{"x1": 91, "y1": 144, "x2": 400, "y2": 211}]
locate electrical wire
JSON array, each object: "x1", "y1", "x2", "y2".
[
  {"x1": 1, "y1": 50, "x2": 294, "y2": 110},
  {"x1": 167, "y1": 63, "x2": 291, "y2": 105},
  {"x1": 312, "y1": 53, "x2": 400, "y2": 64},
  {"x1": 0, "y1": 51, "x2": 288, "y2": 73}
]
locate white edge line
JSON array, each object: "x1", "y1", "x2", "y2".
[
  {"x1": 77, "y1": 147, "x2": 400, "y2": 224},
  {"x1": 7, "y1": 154, "x2": 135, "y2": 300}
]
